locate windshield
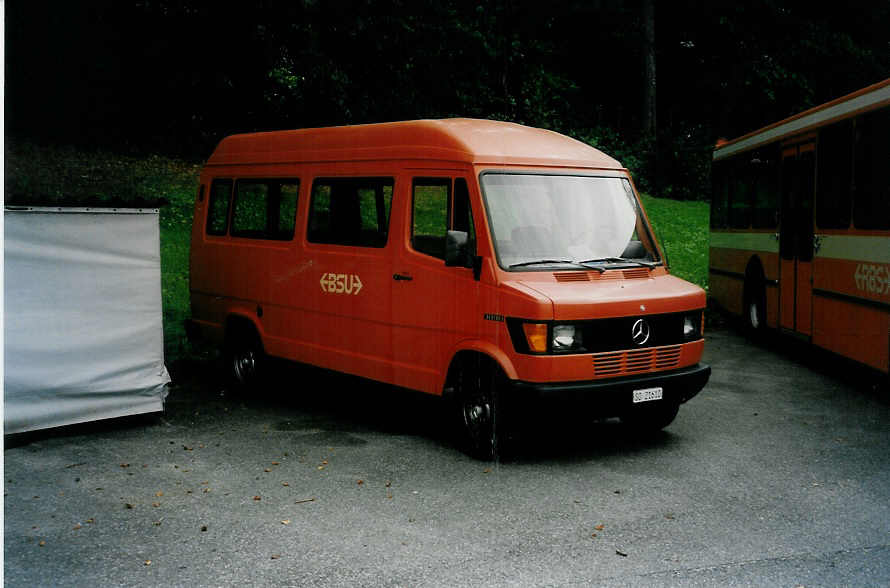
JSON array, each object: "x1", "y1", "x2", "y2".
[{"x1": 480, "y1": 173, "x2": 661, "y2": 270}]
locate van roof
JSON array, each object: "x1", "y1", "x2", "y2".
[{"x1": 206, "y1": 118, "x2": 622, "y2": 170}]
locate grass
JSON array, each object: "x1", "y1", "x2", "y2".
[
  {"x1": 640, "y1": 194, "x2": 710, "y2": 290},
  {"x1": 6, "y1": 141, "x2": 710, "y2": 362}
]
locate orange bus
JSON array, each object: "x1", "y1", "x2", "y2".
[
  {"x1": 709, "y1": 79, "x2": 890, "y2": 377},
  {"x1": 188, "y1": 119, "x2": 710, "y2": 458}
]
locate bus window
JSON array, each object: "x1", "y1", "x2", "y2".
[
  {"x1": 710, "y1": 163, "x2": 729, "y2": 229},
  {"x1": 816, "y1": 121, "x2": 853, "y2": 229},
  {"x1": 853, "y1": 109, "x2": 890, "y2": 230},
  {"x1": 728, "y1": 161, "x2": 752, "y2": 229},
  {"x1": 751, "y1": 150, "x2": 779, "y2": 229}
]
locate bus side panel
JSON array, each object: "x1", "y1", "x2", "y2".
[
  {"x1": 709, "y1": 246, "x2": 779, "y2": 327},
  {"x1": 813, "y1": 256, "x2": 890, "y2": 374},
  {"x1": 813, "y1": 298, "x2": 889, "y2": 373}
]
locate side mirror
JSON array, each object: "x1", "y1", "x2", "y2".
[{"x1": 445, "y1": 230, "x2": 471, "y2": 267}]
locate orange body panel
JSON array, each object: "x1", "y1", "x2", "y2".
[{"x1": 190, "y1": 119, "x2": 709, "y2": 398}]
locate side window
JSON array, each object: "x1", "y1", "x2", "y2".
[
  {"x1": 452, "y1": 178, "x2": 476, "y2": 249},
  {"x1": 307, "y1": 177, "x2": 393, "y2": 247},
  {"x1": 816, "y1": 121, "x2": 853, "y2": 229},
  {"x1": 231, "y1": 179, "x2": 300, "y2": 240},
  {"x1": 751, "y1": 149, "x2": 779, "y2": 229},
  {"x1": 710, "y1": 163, "x2": 729, "y2": 229},
  {"x1": 853, "y1": 109, "x2": 890, "y2": 230},
  {"x1": 728, "y1": 160, "x2": 752, "y2": 229},
  {"x1": 207, "y1": 179, "x2": 232, "y2": 236},
  {"x1": 412, "y1": 178, "x2": 450, "y2": 259}
]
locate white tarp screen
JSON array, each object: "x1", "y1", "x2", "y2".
[{"x1": 4, "y1": 208, "x2": 170, "y2": 434}]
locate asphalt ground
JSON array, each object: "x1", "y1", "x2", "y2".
[{"x1": 4, "y1": 325, "x2": 890, "y2": 587}]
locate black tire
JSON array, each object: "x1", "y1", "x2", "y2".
[
  {"x1": 744, "y1": 265, "x2": 767, "y2": 335},
  {"x1": 621, "y1": 400, "x2": 679, "y2": 433},
  {"x1": 452, "y1": 355, "x2": 504, "y2": 461},
  {"x1": 225, "y1": 325, "x2": 265, "y2": 392}
]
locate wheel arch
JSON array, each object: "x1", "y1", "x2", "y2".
[
  {"x1": 224, "y1": 312, "x2": 265, "y2": 351},
  {"x1": 441, "y1": 341, "x2": 517, "y2": 398}
]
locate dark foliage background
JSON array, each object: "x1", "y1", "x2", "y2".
[{"x1": 6, "y1": 0, "x2": 889, "y2": 198}]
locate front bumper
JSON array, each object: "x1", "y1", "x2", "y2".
[{"x1": 507, "y1": 363, "x2": 711, "y2": 417}]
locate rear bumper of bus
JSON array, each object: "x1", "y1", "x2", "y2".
[{"x1": 507, "y1": 363, "x2": 711, "y2": 416}]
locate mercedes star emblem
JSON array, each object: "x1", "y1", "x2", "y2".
[{"x1": 631, "y1": 318, "x2": 651, "y2": 346}]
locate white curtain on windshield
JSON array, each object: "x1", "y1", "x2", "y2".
[{"x1": 483, "y1": 174, "x2": 638, "y2": 266}]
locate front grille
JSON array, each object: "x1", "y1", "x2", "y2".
[
  {"x1": 592, "y1": 345, "x2": 682, "y2": 377},
  {"x1": 575, "y1": 312, "x2": 697, "y2": 353}
]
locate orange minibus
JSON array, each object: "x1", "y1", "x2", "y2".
[{"x1": 187, "y1": 119, "x2": 710, "y2": 458}]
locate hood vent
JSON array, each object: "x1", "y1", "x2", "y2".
[
  {"x1": 554, "y1": 268, "x2": 651, "y2": 282},
  {"x1": 622, "y1": 268, "x2": 651, "y2": 279},
  {"x1": 554, "y1": 272, "x2": 589, "y2": 282}
]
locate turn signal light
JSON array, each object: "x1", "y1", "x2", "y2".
[{"x1": 522, "y1": 323, "x2": 549, "y2": 353}]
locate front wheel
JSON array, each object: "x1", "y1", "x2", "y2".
[
  {"x1": 452, "y1": 356, "x2": 504, "y2": 461},
  {"x1": 744, "y1": 269, "x2": 767, "y2": 335}
]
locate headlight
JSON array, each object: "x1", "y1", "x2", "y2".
[
  {"x1": 683, "y1": 313, "x2": 702, "y2": 340},
  {"x1": 553, "y1": 324, "x2": 583, "y2": 352}
]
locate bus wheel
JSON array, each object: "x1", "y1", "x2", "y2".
[
  {"x1": 452, "y1": 355, "x2": 503, "y2": 461},
  {"x1": 744, "y1": 282, "x2": 766, "y2": 333},
  {"x1": 225, "y1": 326, "x2": 265, "y2": 392},
  {"x1": 621, "y1": 400, "x2": 679, "y2": 433}
]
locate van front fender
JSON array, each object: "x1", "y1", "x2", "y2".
[{"x1": 444, "y1": 339, "x2": 519, "y2": 389}]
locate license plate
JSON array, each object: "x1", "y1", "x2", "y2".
[{"x1": 632, "y1": 387, "x2": 663, "y2": 403}]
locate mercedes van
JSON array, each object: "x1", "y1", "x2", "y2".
[{"x1": 187, "y1": 119, "x2": 710, "y2": 458}]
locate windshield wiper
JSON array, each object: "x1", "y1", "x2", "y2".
[
  {"x1": 509, "y1": 259, "x2": 589, "y2": 269},
  {"x1": 577, "y1": 257, "x2": 659, "y2": 268}
]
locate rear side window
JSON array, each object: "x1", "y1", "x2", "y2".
[
  {"x1": 231, "y1": 179, "x2": 300, "y2": 240},
  {"x1": 207, "y1": 179, "x2": 233, "y2": 235},
  {"x1": 307, "y1": 177, "x2": 393, "y2": 247}
]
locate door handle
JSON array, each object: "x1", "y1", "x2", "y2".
[{"x1": 393, "y1": 273, "x2": 413, "y2": 281}]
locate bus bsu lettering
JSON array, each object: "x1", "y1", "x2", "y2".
[
  {"x1": 320, "y1": 273, "x2": 363, "y2": 295},
  {"x1": 854, "y1": 264, "x2": 890, "y2": 296}
]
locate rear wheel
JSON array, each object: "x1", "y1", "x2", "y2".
[{"x1": 225, "y1": 325, "x2": 265, "y2": 392}]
